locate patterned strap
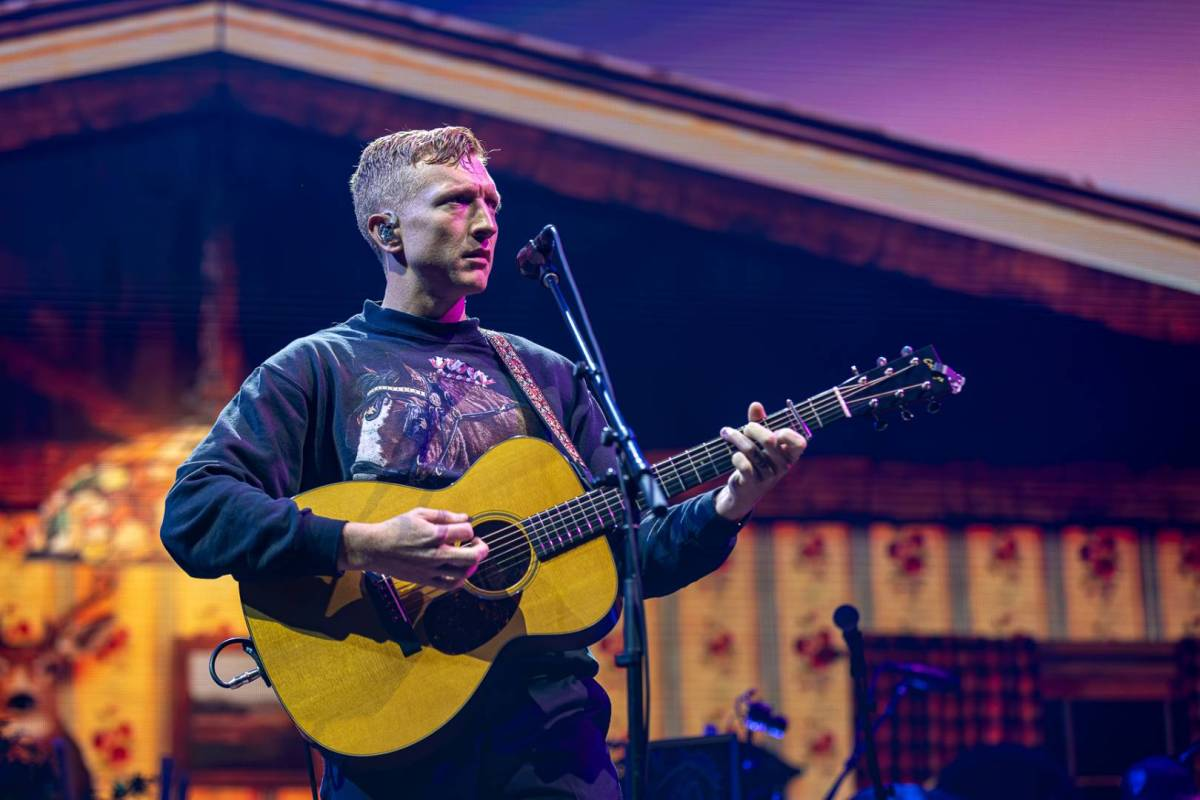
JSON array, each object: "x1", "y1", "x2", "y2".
[{"x1": 482, "y1": 330, "x2": 590, "y2": 478}]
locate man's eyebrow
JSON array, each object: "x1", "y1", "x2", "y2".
[{"x1": 436, "y1": 182, "x2": 502, "y2": 207}]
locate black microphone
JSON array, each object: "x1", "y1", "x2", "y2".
[
  {"x1": 833, "y1": 604, "x2": 860, "y2": 636},
  {"x1": 882, "y1": 661, "x2": 959, "y2": 692},
  {"x1": 832, "y1": 604, "x2": 889, "y2": 798},
  {"x1": 516, "y1": 224, "x2": 557, "y2": 278}
]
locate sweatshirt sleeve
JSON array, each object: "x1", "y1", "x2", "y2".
[
  {"x1": 160, "y1": 363, "x2": 344, "y2": 580},
  {"x1": 563, "y1": 358, "x2": 744, "y2": 599}
]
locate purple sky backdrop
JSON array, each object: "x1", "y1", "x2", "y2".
[{"x1": 413, "y1": 0, "x2": 1200, "y2": 213}]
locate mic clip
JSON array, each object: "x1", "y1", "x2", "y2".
[{"x1": 516, "y1": 224, "x2": 558, "y2": 280}]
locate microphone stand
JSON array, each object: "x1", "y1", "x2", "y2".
[
  {"x1": 519, "y1": 225, "x2": 668, "y2": 800},
  {"x1": 823, "y1": 678, "x2": 910, "y2": 800},
  {"x1": 833, "y1": 605, "x2": 890, "y2": 800}
]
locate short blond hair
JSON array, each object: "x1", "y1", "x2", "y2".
[{"x1": 349, "y1": 126, "x2": 488, "y2": 261}]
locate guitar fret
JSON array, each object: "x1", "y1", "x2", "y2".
[
  {"x1": 662, "y1": 460, "x2": 685, "y2": 495},
  {"x1": 687, "y1": 449, "x2": 705, "y2": 485},
  {"x1": 543, "y1": 513, "x2": 562, "y2": 550},
  {"x1": 541, "y1": 503, "x2": 567, "y2": 554},
  {"x1": 565, "y1": 497, "x2": 584, "y2": 544},
  {"x1": 663, "y1": 462, "x2": 685, "y2": 495},
  {"x1": 785, "y1": 400, "x2": 813, "y2": 439},
  {"x1": 536, "y1": 512, "x2": 557, "y2": 557},
  {"x1": 807, "y1": 396, "x2": 824, "y2": 428},
  {"x1": 530, "y1": 489, "x2": 615, "y2": 558},
  {"x1": 700, "y1": 455, "x2": 720, "y2": 482},
  {"x1": 570, "y1": 498, "x2": 589, "y2": 542},
  {"x1": 527, "y1": 514, "x2": 549, "y2": 558},
  {"x1": 568, "y1": 499, "x2": 586, "y2": 549}
]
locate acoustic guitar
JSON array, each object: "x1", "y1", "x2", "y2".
[{"x1": 239, "y1": 346, "x2": 964, "y2": 759}]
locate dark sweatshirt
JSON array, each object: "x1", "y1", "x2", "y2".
[{"x1": 161, "y1": 301, "x2": 742, "y2": 672}]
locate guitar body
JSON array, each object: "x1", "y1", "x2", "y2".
[{"x1": 239, "y1": 437, "x2": 619, "y2": 759}]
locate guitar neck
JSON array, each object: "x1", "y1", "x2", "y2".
[{"x1": 528, "y1": 388, "x2": 846, "y2": 560}]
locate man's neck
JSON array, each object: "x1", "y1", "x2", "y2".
[{"x1": 382, "y1": 280, "x2": 467, "y2": 322}]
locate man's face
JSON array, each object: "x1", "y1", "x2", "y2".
[{"x1": 395, "y1": 155, "x2": 500, "y2": 300}]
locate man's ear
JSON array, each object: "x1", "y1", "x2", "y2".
[{"x1": 368, "y1": 210, "x2": 404, "y2": 258}]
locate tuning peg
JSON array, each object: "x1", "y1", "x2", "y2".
[
  {"x1": 850, "y1": 365, "x2": 860, "y2": 376},
  {"x1": 869, "y1": 398, "x2": 888, "y2": 431},
  {"x1": 900, "y1": 407, "x2": 915, "y2": 422},
  {"x1": 876, "y1": 356, "x2": 888, "y2": 367},
  {"x1": 900, "y1": 345, "x2": 913, "y2": 357},
  {"x1": 926, "y1": 399, "x2": 942, "y2": 414}
]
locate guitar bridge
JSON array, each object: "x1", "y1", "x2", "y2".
[{"x1": 362, "y1": 571, "x2": 422, "y2": 656}]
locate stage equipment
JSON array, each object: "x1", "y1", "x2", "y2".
[
  {"x1": 631, "y1": 734, "x2": 802, "y2": 800},
  {"x1": 823, "y1": 639, "x2": 962, "y2": 800},
  {"x1": 518, "y1": 221, "x2": 667, "y2": 800},
  {"x1": 515, "y1": 223, "x2": 556, "y2": 276},
  {"x1": 735, "y1": 689, "x2": 788, "y2": 740},
  {"x1": 832, "y1": 604, "x2": 888, "y2": 798},
  {"x1": 879, "y1": 661, "x2": 959, "y2": 692}
]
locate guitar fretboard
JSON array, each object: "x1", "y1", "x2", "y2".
[{"x1": 522, "y1": 389, "x2": 844, "y2": 560}]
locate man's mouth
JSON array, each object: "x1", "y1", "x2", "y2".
[{"x1": 463, "y1": 251, "x2": 491, "y2": 265}]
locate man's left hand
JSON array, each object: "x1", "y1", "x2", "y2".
[{"x1": 714, "y1": 401, "x2": 806, "y2": 521}]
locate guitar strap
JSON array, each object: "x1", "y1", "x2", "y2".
[{"x1": 481, "y1": 330, "x2": 592, "y2": 483}]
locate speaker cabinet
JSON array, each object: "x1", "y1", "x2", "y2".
[{"x1": 645, "y1": 734, "x2": 742, "y2": 800}]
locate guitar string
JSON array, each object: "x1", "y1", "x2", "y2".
[
  {"x1": 472, "y1": 369, "x2": 931, "y2": 576},
  {"x1": 386, "y1": 366, "x2": 935, "y2": 603},
  {"x1": 477, "y1": 399, "x2": 913, "y2": 577},
  {"x1": 475, "y1": 364, "x2": 929, "y2": 569},
  {"x1": 472, "y1": 368, "x2": 931, "y2": 575},
  {"x1": 392, "y1": 375, "x2": 926, "y2": 602},
  {"x1": 480, "y1": 403, "x2": 794, "y2": 571}
]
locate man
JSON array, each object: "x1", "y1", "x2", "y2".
[{"x1": 161, "y1": 126, "x2": 806, "y2": 798}]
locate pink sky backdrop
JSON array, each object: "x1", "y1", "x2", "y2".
[{"x1": 419, "y1": 0, "x2": 1200, "y2": 213}]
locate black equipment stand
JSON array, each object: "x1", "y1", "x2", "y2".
[
  {"x1": 518, "y1": 225, "x2": 668, "y2": 800},
  {"x1": 831, "y1": 604, "x2": 891, "y2": 800}
]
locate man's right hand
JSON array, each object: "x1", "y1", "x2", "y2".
[{"x1": 338, "y1": 508, "x2": 489, "y2": 590}]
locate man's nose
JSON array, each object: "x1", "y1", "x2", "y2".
[{"x1": 470, "y1": 204, "x2": 497, "y2": 240}]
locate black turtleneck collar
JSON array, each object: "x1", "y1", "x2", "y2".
[{"x1": 354, "y1": 299, "x2": 483, "y2": 343}]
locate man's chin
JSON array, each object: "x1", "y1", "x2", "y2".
[{"x1": 456, "y1": 272, "x2": 490, "y2": 295}]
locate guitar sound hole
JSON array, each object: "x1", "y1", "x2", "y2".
[
  {"x1": 468, "y1": 518, "x2": 533, "y2": 594},
  {"x1": 421, "y1": 592, "x2": 519, "y2": 655}
]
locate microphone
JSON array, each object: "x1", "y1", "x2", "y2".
[
  {"x1": 882, "y1": 661, "x2": 959, "y2": 692},
  {"x1": 833, "y1": 604, "x2": 860, "y2": 635},
  {"x1": 516, "y1": 224, "x2": 557, "y2": 278},
  {"x1": 831, "y1": 604, "x2": 888, "y2": 798}
]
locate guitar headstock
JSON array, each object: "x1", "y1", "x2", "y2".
[{"x1": 836, "y1": 345, "x2": 964, "y2": 430}]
